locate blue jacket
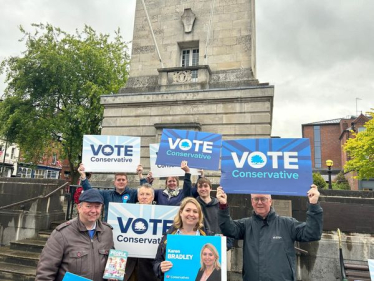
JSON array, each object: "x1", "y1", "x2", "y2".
[
  {"x1": 154, "y1": 173, "x2": 192, "y2": 206},
  {"x1": 81, "y1": 178, "x2": 147, "y2": 221},
  {"x1": 218, "y1": 204, "x2": 323, "y2": 281}
]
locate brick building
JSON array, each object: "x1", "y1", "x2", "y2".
[{"x1": 302, "y1": 114, "x2": 372, "y2": 190}]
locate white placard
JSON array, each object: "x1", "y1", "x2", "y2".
[
  {"x1": 150, "y1": 143, "x2": 199, "y2": 177},
  {"x1": 108, "y1": 203, "x2": 179, "y2": 258},
  {"x1": 82, "y1": 135, "x2": 140, "y2": 173}
]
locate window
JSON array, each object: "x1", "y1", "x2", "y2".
[
  {"x1": 313, "y1": 126, "x2": 322, "y2": 168},
  {"x1": 46, "y1": 170, "x2": 59, "y2": 179},
  {"x1": 358, "y1": 127, "x2": 366, "y2": 133},
  {"x1": 52, "y1": 153, "x2": 57, "y2": 165},
  {"x1": 18, "y1": 167, "x2": 32, "y2": 178},
  {"x1": 34, "y1": 169, "x2": 45, "y2": 179},
  {"x1": 181, "y1": 48, "x2": 199, "y2": 80},
  {"x1": 11, "y1": 148, "x2": 15, "y2": 159}
]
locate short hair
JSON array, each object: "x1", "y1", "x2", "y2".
[
  {"x1": 199, "y1": 243, "x2": 221, "y2": 271},
  {"x1": 137, "y1": 183, "x2": 154, "y2": 196},
  {"x1": 173, "y1": 197, "x2": 204, "y2": 231},
  {"x1": 165, "y1": 176, "x2": 180, "y2": 187},
  {"x1": 115, "y1": 173, "x2": 128, "y2": 180},
  {"x1": 197, "y1": 177, "x2": 212, "y2": 189}
]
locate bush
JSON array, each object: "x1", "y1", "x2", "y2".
[
  {"x1": 313, "y1": 172, "x2": 327, "y2": 189},
  {"x1": 332, "y1": 171, "x2": 351, "y2": 190}
]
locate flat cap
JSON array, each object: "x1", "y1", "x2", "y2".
[{"x1": 79, "y1": 189, "x2": 104, "y2": 204}]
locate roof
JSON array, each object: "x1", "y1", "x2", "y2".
[{"x1": 303, "y1": 118, "x2": 344, "y2": 126}]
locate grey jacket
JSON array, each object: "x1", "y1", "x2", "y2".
[
  {"x1": 218, "y1": 204, "x2": 323, "y2": 281},
  {"x1": 36, "y1": 217, "x2": 114, "y2": 281}
]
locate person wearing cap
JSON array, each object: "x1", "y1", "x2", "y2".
[{"x1": 36, "y1": 189, "x2": 114, "y2": 281}]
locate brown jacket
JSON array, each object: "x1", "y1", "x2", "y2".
[{"x1": 36, "y1": 217, "x2": 114, "y2": 281}]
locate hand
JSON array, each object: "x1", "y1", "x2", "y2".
[
  {"x1": 146, "y1": 171, "x2": 154, "y2": 184},
  {"x1": 137, "y1": 164, "x2": 144, "y2": 179},
  {"x1": 216, "y1": 186, "x2": 227, "y2": 204},
  {"x1": 160, "y1": 261, "x2": 173, "y2": 273},
  {"x1": 78, "y1": 163, "x2": 86, "y2": 179},
  {"x1": 198, "y1": 169, "x2": 205, "y2": 177},
  {"x1": 307, "y1": 184, "x2": 320, "y2": 204},
  {"x1": 137, "y1": 164, "x2": 143, "y2": 175},
  {"x1": 180, "y1": 161, "x2": 190, "y2": 173}
]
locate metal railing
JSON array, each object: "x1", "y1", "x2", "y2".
[{"x1": 0, "y1": 181, "x2": 70, "y2": 211}]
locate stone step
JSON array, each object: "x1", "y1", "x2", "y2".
[
  {"x1": 0, "y1": 261, "x2": 35, "y2": 281},
  {"x1": 38, "y1": 229, "x2": 53, "y2": 239},
  {"x1": 0, "y1": 246, "x2": 40, "y2": 267},
  {"x1": 51, "y1": 220, "x2": 66, "y2": 229},
  {"x1": 10, "y1": 238, "x2": 46, "y2": 253}
]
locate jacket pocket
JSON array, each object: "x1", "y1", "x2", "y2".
[
  {"x1": 69, "y1": 250, "x2": 89, "y2": 275},
  {"x1": 99, "y1": 248, "x2": 111, "y2": 270}
]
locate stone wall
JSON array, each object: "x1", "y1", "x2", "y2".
[{"x1": 0, "y1": 177, "x2": 66, "y2": 246}]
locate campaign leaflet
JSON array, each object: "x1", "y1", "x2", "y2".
[
  {"x1": 165, "y1": 235, "x2": 227, "y2": 281},
  {"x1": 108, "y1": 203, "x2": 178, "y2": 258},
  {"x1": 62, "y1": 272, "x2": 92, "y2": 281},
  {"x1": 81, "y1": 135, "x2": 140, "y2": 173},
  {"x1": 155, "y1": 129, "x2": 222, "y2": 170},
  {"x1": 368, "y1": 259, "x2": 374, "y2": 280},
  {"x1": 220, "y1": 138, "x2": 312, "y2": 196},
  {"x1": 103, "y1": 249, "x2": 128, "y2": 280},
  {"x1": 150, "y1": 143, "x2": 200, "y2": 177}
]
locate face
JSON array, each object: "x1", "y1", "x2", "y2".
[
  {"x1": 138, "y1": 187, "x2": 154, "y2": 204},
  {"x1": 180, "y1": 202, "x2": 200, "y2": 228},
  {"x1": 251, "y1": 194, "x2": 272, "y2": 218},
  {"x1": 77, "y1": 202, "x2": 102, "y2": 225},
  {"x1": 202, "y1": 247, "x2": 216, "y2": 267},
  {"x1": 114, "y1": 175, "x2": 128, "y2": 192},
  {"x1": 197, "y1": 182, "x2": 211, "y2": 199},
  {"x1": 166, "y1": 177, "x2": 178, "y2": 190}
]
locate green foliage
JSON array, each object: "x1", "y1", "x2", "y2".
[
  {"x1": 312, "y1": 172, "x2": 327, "y2": 189},
  {"x1": 0, "y1": 23, "x2": 129, "y2": 181},
  {"x1": 344, "y1": 110, "x2": 374, "y2": 180},
  {"x1": 332, "y1": 171, "x2": 351, "y2": 190}
]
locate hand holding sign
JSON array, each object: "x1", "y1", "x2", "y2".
[
  {"x1": 180, "y1": 161, "x2": 190, "y2": 173},
  {"x1": 216, "y1": 186, "x2": 227, "y2": 205},
  {"x1": 78, "y1": 163, "x2": 86, "y2": 179},
  {"x1": 160, "y1": 261, "x2": 173, "y2": 273},
  {"x1": 307, "y1": 184, "x2": 320, "y2": 204}
]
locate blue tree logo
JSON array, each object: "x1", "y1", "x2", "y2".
[
  {"x1": 249, "y1": 152, "x2": 267, "y2": 168},
  {"x1": 180, "y1": 141, "x2": 191, "y2": 149}
]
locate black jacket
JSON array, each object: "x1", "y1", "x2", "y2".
[
  {"x1": 218, "y1": 204, "x2": 323, "y2": 281},
  {"x1": 195, "y1": 267, "x2": 221, "y2": 281},
  {"x1": 153, "y1": 226, "x2": 208, "y2": 280}
]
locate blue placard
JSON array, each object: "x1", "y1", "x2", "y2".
[
  {"x1": 155, "y1": 129, "x2": 222, "y2": 170},
  {"x1": 165, "y1": 235, "x2": 227, "y2": 281},
  {"x1": 62, "y1": 272, "x2": 92, "y2": 281},
  {"x1": 220, "y1": 138, "x2": 312, "y2": 196}
]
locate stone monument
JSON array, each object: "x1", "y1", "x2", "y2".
[{"x1": 100, "y1": 0, "x2": 274, "y2": 182}]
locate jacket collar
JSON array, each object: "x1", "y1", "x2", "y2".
[
  {"x1": 252, "y1": 206, "x2": 276, "y2": 222},
  {"x1": 196, "y1": 196, "x2": 219, "y2": 206},
  {"x1": 77, "y1": 216, "x2": 104, "y2": 233}
]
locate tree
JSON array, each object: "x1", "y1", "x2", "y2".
[
  {"x1": 332, "y1": 171, "x2": 350, "y2": 190},
  {"x1": 344, "y1": 110, "x2": 374, "y2": 180},
  {"x1": 0, "y1": 23, "x2": 129, "y2": 182},
  {"x1": 312, "y1": 172, "x2": 327, "y2": 189}
]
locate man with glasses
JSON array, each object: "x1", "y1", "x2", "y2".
[{"x1": 216, "y1": 185, "x2": 323, "y2": 281}]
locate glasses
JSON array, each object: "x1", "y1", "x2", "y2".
[{"x1": 251, "y1": 197, "x2": 269, "y2": 203}]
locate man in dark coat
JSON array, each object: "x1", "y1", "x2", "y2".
[{"x1": 217, "y1": 185, "x2": 323, "y2": 281}]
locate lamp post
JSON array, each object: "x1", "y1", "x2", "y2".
[{"x1": 326, "y1": 160, "x2": 333, "y2": 190}]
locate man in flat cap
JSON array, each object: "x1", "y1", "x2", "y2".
[{"x1": 36, "y1": 189, "x2": 114, "y2": 281}]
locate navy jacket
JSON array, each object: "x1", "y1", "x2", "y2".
[
  {"x1": 154, "y1": 173, "x2": 192, "y2": 206},
  {"x1": 81, "y1": 178, "x2": 147, "y2": 221},
  {"x1": 218, "y1": 204, "x2": 323, "y2": 281}
]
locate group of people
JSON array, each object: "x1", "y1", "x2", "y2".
[{"x1": 35, "y1": 162, "x2": 323, "y2": 281}]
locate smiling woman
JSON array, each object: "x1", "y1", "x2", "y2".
[{"x1": 153, "y1": 197, "x2": 209, "y2": 280}]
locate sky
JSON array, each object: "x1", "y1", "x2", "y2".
[{"x1": 0, "y1": 0, "x2": 373, "y2": 138}]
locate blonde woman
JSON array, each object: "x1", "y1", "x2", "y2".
[
  {"x1": 153, "y1": 197, "x2": 210, "y2": 280},
  {"x1": 195, "y1": 243, "x2": 221, "y2": 281}
]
